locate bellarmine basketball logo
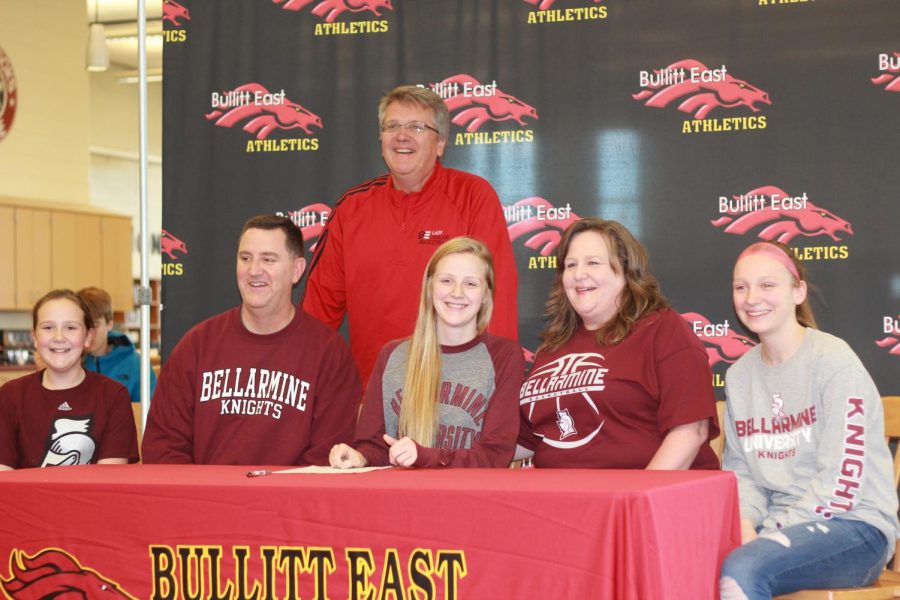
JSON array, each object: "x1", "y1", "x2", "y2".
[
  {"x1": 205, "y1": 83, "x2": 322, "y2": 140},
  {"x1": 272, "y1": 0, "x2": 393, "y2": 23},
  {"x1": 1, "y1": 548, "x2": 137, "y2": 600},
  {"x1": 520, "y1": 353, "x2": 608, "y2": 450},
  {"x1": 712, "y1": 186, "x2": 853, "y2": 244},
  {"x1": 433, "y1": 75, "x2": 538, "y2": 132},
  {"x1": 633, "y1": 59, "x2": 770, "y2": 119}
]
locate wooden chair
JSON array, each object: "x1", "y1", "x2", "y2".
[
  {"x1": 132, "y1": 402, "x2": 143, "y2": 461},
  {"x1": 711, "y1": 400, "x2": 727, "y2": 463},
  {"x1": 775, "y1": 396, "x2": 900, "y2": 599}
]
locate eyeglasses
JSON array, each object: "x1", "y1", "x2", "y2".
[{"x1": 380, "y1": 120, "x2": 440, "y2": 135}]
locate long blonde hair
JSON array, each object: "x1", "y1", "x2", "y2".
[{"x1": 398, "y1": 237, "x2": 495, "y2": 446}]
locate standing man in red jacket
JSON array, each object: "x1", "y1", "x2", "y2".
[{"x1": 303, "y1": 85, "x2": 519, "y2": 385}]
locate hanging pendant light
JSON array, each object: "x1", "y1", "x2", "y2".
[{"x1": 86, "y1": 0, "x2": 109, "y2": 72}]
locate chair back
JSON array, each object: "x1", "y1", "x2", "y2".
[
  {"x1": 132, "y1": 403, "x2": 143, "y2": 461},
  {"x1": 881, "y1": 396, "x2": 900, "y2": 573},
  {"x1": 710, "y1": 401, "x2": 726, "y2": 464},
  {"x1": 882, "y1": 396, "x2": 900, "y2": 488}
]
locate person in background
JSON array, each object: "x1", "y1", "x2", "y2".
[
  {"x1": 0, "y1": 289, "x2": 138, "y2": 470},
  {"x1": 303, "y1": 85, "x2": 518, "y2": 385},
  {"x1": 719, "y1": 241, "x2": 899, "y2": 600},
  {"x1": 330, "y1": 237, "x2": 523, "y2": 468},
  {"x1": 142, "y1": 214, "x2": 360, "y2": 465},
  {"x1": 77, "y1": 286, "x2": 157, "y2": 404},
  {"x1": 516, "y1": 218, "x2": 719, "y2": 469}
]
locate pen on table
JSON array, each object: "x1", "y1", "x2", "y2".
[{"x1": 246, "y1": 470, "x2": 272, "y2": 477}]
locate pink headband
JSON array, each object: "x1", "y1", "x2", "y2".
[{"x1": 736, "y1": 242, "x2": 800, "y2": 280}]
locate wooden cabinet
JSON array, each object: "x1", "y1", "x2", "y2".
[
  {"x1": 51, "y1": 212, "x2": 109, "y2": 296},
  {"x1": 1, "y1": 199, "x2": 133, "y2": 312},
  {"x1": 50, "y1": 211, "x2": 83, "y2": 292},
  {"x1": 101, "y1": 217, "x2": 134, "y2": 311},
  {"x1": 14, "y1": 207, "x2": 52, "y2": 310},
  {"x1": 0, "y1": 207, "x2": 14, "y2": 309}
]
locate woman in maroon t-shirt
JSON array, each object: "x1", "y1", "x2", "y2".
[{"x1": 516, "y1": 218, "x2": 719, "y2": 470}]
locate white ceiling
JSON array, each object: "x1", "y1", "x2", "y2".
[{"x1": 87, "y1": 0, "x2": 164, "y2": 77}]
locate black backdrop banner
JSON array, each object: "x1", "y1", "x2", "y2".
[{"x1": 162, "y1": 0, "x2": 900, "y2": 398}]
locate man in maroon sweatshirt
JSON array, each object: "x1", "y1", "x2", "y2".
[{"x1": 143, "y1": 215, "x2": 360, "y2": 465}]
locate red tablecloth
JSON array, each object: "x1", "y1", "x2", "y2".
[{"x1": 0, "y1": 465, "x2": 739, "y2": 599}]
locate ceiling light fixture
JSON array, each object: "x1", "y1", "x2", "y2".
[{"x1": 86, "y1": 0, "x2": 109, "y2": 72}]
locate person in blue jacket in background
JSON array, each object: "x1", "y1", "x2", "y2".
[{"x1": 77, "y1": 287, "x2": 156, "y2": 403}]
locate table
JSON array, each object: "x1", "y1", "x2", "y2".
[{"x1": 0, "y1": 465, "x2": 739, "y2": 599}]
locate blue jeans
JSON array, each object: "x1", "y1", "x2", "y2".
[{"x1": 720, "y1": 518, "x2": 888, "y2": 600}]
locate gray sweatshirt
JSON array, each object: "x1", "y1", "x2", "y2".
[{"x1": 724, "y1": 328, "x2": 899, "y2": 562}]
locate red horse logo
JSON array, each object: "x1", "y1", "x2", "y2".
[
  {"x1": 876, "y1": 320, "x2": 900, "y2": 355},
  {"x1": 162, "y1": 0, "x2": 191, "y2": 26},
  {"x1": 871, "y1": 52, "x2": 900, "y2": 92},
  {"x1": 711, "y1": 186, "x2": 853, "y2": 244},
  {"x1": 293, "y1": 203, "x2": 331, "y2": 252},
  {"x1": 1, "y1": 548, "x2": 136, "y2": 600},
  {"x1": 507, "y1": 197, "x2": 581, "y2": 256},
  {"x1": 205, "y1": 83, "x2": 322, "y2": 140},
  {"x1": 522, "y1": 346, "x2": 536, "y2": 365},
  {"x1": 523, "y1": 0, "x2": 603, "y2": 10},
  {"x1": 681, "y1": 313, "x2": 756, "y2": 368},
  {"x1": 160, "y1": 229, "x2": 188, "y2": 260},
  {"x1": 440, "y1": 75, "x2": 538, "y2": 132},
  {"x1": 632, "y1": 59, "x2": 770, "y2": 119},
  {"x1": 273, "y1": 0, "x2": 393, "y2": 23}
]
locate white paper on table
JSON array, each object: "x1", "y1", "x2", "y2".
[{"x1": 272, "y1": 465, "x2": 392, "y2": 474}]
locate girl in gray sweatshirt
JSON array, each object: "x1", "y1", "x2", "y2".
[{"x1": 720, "y1": 241, "x2": 899, "y2": 600}]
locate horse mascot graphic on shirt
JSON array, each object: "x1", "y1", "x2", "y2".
[
  {"x1": 439, "y1": 75, "x2": 539, "y2": 132},
  {"x1": 632, "y1": 59, "x2": 771, "y2": 119},
  {"x1": 710, "y1": 186, "x2": 853, "y2": 244},
  {"x1": 40, "y1": 419, "x2": 95, "y2": 467},
  {"x1": 1, "y1": 548, "x2": 137, "y2": 600},
  {"x1": 205, "y1": 84, "x2": 323, "y2": 140},
  {"x1": 507, "y1": 197, "x2": 581, "y2": 257},
  {"x1": 272, "y1": 0, "x2": 393, "y2": 23}
]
